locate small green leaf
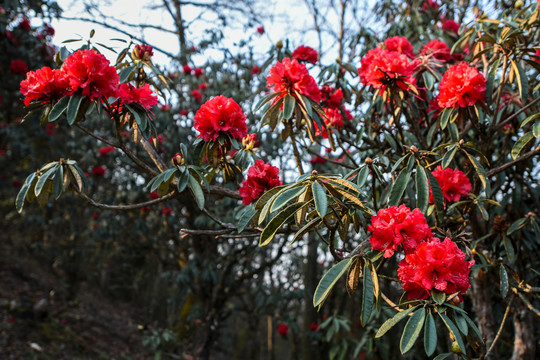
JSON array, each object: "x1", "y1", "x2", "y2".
[
  {"x1": 454, "y1": 312, "x2": 468, "y2": 336},
  {"x1": 485, "y1": 57, "x2": 501, "y2": 102},
  {"x1": 442, "y1": 145, "x2": 457, "y2": 169},
  {"x1": 415, "y1": 166, "x2": 429, "y2": 214},
  {"x1": 431, "y1": 290, "x2": 446, "y2": 305},
  {"x1": 53, "y1": 166, "x2": 64, "y2": 199},
  {"x1": 433, "y1": 353, "x2": 452, "y2": 360},
  {"x1": 427, "y1": 170, "x2": 444, "y2": 221},
  {"x1": 463, "y1": 150, "x2": 488, "y2": 192},
  {"x1": 438, "y1": 313, "x2": 466, "y2": 354},
  {"x1": 313, "y1": 258, "x2": 354, "y2": 307},
  {"x1": 440, "y1": 107, "x2": 453, "y2": 130},
  {"x1": 283, "y1": 94, "x2": 295, "y2": 120},
  {"x1": 519, "y1": 112, "x2": 540, "y2": 128},
  {"x1": 254, "y1": 92, "x2": 281, "y2": 112},
  {"x1": 66, "y1": 92, "x2": 84, "y2": 125},
  {"x1": 35, "y1": 166, "x2": 57, "y2": 197},
  {"x1": 48, "y1": 96, "x2": 70, "y2": 122},
  {"x1": 511, "y1": 132, "x2": 534, "y2": 160},
  {"x1": 16, "y1": 184, "x2": 30, "y2": 213},
  {"x1": 400, "y1": 307, "x2": 426, "y2": 354},
  {"x1": 260, "y1": 201, "x2": 308, "y2": 246},
  {"x1": 176, "y1": 172, "x2": 189, "y2": 193},
  {"x1": 312, "y1": 181, "x2": 328, "y2": 219},
  {"x1": 237, "y1": 206, "x2": 256, "y2": 233},
  {"x1": 270, "y1": 186, "x2": 305, "y2": 213},
  {"x1": 375, "y1": 306, "x2": 419, "y2": 338},
  {"x1": 506, "y1": 217, "x2": 527, "y2": 235},
  {"x1": 356, "y1": 166, "x2": 369, "y2": 187},
  {"x1": 119, "y1": 65, "x2": 135, "y2": 83},
  {"x1": 361, "y1": 263, "x2": 374, "y2": 326},
  {"x1": 188, "y1": 175, "x2": 205, "y2": 210},
  {"x1": 424, "y1": 312, "x2": 437, "y2": 356},
  {"x1": 389, "y1": 169, "x2": 411, "y2": 206}
]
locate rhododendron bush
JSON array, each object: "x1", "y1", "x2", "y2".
[{"x1": 5, "y1": 0, "x2": 540, "y2": 359}]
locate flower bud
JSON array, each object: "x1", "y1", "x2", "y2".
[
  {"x1": 242, "y1": 133, "x2": 259, "y2": 151},
  {"x1": 276, "y1": 40, "x2": 283, "y2": 49},
  {"x1": 132, "y1": 44, "x2": 153, "y2": 62},
  {"x1": 172, "y1": 152, "x2": 185, "y2": 166}
]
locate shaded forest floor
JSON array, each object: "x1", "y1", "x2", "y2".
[{"x1": 0, "y1": 240, "x2": 152, "y2": 360}]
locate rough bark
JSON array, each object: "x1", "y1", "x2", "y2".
[
  {"x1": 510, "y1": 305, "x2": 536, "y2": 360},
  {"x1": 472, "y1": 268, "x2": 498, "y2": 359}
]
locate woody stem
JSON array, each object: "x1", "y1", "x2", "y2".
[{"x1": 288, "y1": 120, "x2": 305, "y2": 175}]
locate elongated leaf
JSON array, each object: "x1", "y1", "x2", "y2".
[
  {"x1": 66, "y1": 92, "x2": 84, "y2": 125},
  {"x1": 442, "y1": 145, "x2": 457, "y2": 168},
  {"x1": 511, "y1": 59, "x2": 528, "y2": 102},
  {"x1": 237, "y1": 207, "x2": 256, "y2": 233},
  {"x1": 176, "y1": 172, "x2": 189, "y2": 193},
  {"x1": 119, "y1": 65, "x2": 135, "y2": 83},
  {"x1": 389, "y1": 169, "x2": 411, "y2": 206},
  {"x1": 485, "y1": 57, "x2": 501, "y2": 102},
  {"x1": 260, "y1": 201, "x2": 307, "y2": 246},
  {"x1": 520, "y1": 112, "x2": 540, "y2": 128},
  {"x1": 254, "y1": 91, "x2": 281, "y2": 112},
  {"x1": 433, "y1": 353, "x2": 452, "y2": 360},
  {"x1": 16, "y1": 184, "x2": 30, "y2": 213},
  {"x1": 427, "y1": 170, "x2": 444, "y2": 221},
  {"x1": 312, "y1": 181, "x2": 328, "y2": 219},
  {"x1": 438, "y1": 313, "x2": 466, "y2": 354},
  {"x1": 255, "y1": 185, "x2": 287, "y2": 210},
  {"x1": 283, "y1": 94, "x2": 295, "y2": 120},
  {"x1": 313, "y1": 258, "x2": 353, "y2": 307},
  {"x1": 35, "y1": 166, "x2": 57, "y2": 197},
  {"x1": 511, "y1": 132, "x2": 534, "y2": 160},
  {"x1": 507, "y1": 217, "x2": 527, "y2": 235},
  {"x1": 356, "y1": 166, "x2": 369, "y2": 187},
  {"x1": 424, "y1": 312, "x2": 437, "y2": 356},
  {"x1": 326, "y1": 177, "x2": 364, "y2": 195},
  {"x1": 361, "y1": 263, "x2": 374, "y2": 326},
  {"x1": 415, "y1": 166, "x2": 429, "y2": 214},
  {"x1": 440, "y1": 107, "x2": 453, "y2": 130},
  {"x1": 346, "y1": 257, "x2": 362, "y2": 296},
  {"x1": 53, "y1": 166, "x2": 64, "y2": 199},
  {"x1": 188, "y1": 175, "x2": 205, "y2": 210},
  {"x1": 48, "y1": 96, "x2": 70, "y2": 122},
  {"x1": 270, "y1": 186, "x2": 305, "y2": 213},
  {"x1": 375, "y1": 306, "x2": 419, "y2": 338},
  {"x1": 462, "y1": 312, "x2": 484, "y2": 343},
  {"x1": 454, "y1": 312, "x2": 468, "y2": 336},
  {"x1": 463, "y1": 150, "x2": 488, "y2": 192},
  {"x1": 400, "y1": 307, "x2": 426, "y2": 354},
  {"x1": 289, "y1": 218, "x2": 320, "y2": 245}
]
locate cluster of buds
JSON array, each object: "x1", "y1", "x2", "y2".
[
  {"x1": 132, "y1": 44, "x2": 154, "y2": 62},
  {"x1": 172, "y1": 152, "x2": 185, "y2": 167},
  {"x1": 242, "y1": 133, "x2": 259, "y2": 152}
]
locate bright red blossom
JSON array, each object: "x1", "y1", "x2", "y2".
[
  {"x1": 20, "y1": 67, "x2": 69, "y2": 106},
  {"x1": 62, "y1": 49, "x2": 119, "y2": 100},
  {"x1": 99, "y1": 147, "x2": 115, "y2": 156},
  {"x1": 291, "y1": 45, "x2": 319, "y2": 64},
  {"x1": 320, "y1": 86, "x2": 343, "y2": 108},
  {"x1": 442, "y1": 19, "x2": 460, "y2": 34},
  {"x1": 277, "y1": 324, "x2": 288, "y2": 337},
  {"x1": 116, "y1": 83, "x2": 158, "y2": 110},
  {"x1": 368, "y1": 205, "x2": 432, "y2": 258},
  {"x1": 92, "y1": 166, "x2": 106, "y2": 177},
  {"x1": 438, "y1": 63, "x2": 486, "y2": 108},
  {"x1": 192, "y1": 89, "x2": 203, "y2": 103},
  {"x1": 315, "y1": 107, "x2": 344, "y2": 138},
  {"x1": 10, "y1": 59, "x2": 28, "y2": 75},
  {"x1": 194, "y1": 67, "x2": 204, "y2": 77},
  {"x1": 421, "y1": 40, "x2": 451, "y2": 62},
  {"x1": 132, "y1": 44, "x2": 153, "y2": 61},
  {"x1": 383, "y1": 36, "x2": 415, "y2": 59},
  {"x1": 357, "y1": 48, "x2": 417, "y2": 95},
  {"x1": 239, "y1": 160, "x2": 282, "y2": 205},
  {"x1": 194, "y1": 95, "x2": 248, "y2": 142},
  {"x1": 398, "y1": 237, "x2": 474, "y2": 300},
  {"x1": 429, "y1": 166, "x2": 471, "y2": 204},
  {"x1": 266, "y1": 57, "x2": 321, "y2": 102}
]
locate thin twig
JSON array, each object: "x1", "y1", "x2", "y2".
[
  {"x1": 72, "y1": 186, "x2": 178, "y2": 210},
  {"x1": 484, "y1": 294, "x2": 515, "y2": 359},
  {"x1": 486, "y1": 146, "x2": 540, "y2": 177}
]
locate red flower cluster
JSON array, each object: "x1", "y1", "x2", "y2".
[
  {"x1": 92, "y1": 166, "x2": 106, "y2": 177},
  {"x1": 20, "y1": 67, "x2": 69, "y2": 106},
  {"x1": 315, "y1": 107, "x2": 344, "y2": 138},
  {"x1": 398, "y1": 237, "x2": 474, "y2": 300},
  {"x1": 442, "y1": 19, "x2": 460, "y2": 34},
  {"x1": 62, "y1": 49, "x2": 119, "y2": 100},
  {"x1": 257, "y1": 26, "x2": 265, "y2": 35},
  {"x1": 383, "y1": 36, "x2": 415, "y2": 59},
  {"x1": 183, "y1": 64, "x2": 192, "y2": 74},
  {"x1": 132, "y1": 44, "x2": 153, "y2": 61},
  {"x1": 192, "y1": 89, "x2": 203, "y2": 103},
  {"x1": 194, "y1": 95, "x2": 248, "y2": 142},
  {"x1": 239, "y1": 159, "x2": 282, "y2": 205},
  {"x1": 292, "y1": 45, "x2": 319, "y2": 64},
  {"x1": 320, "y1": 86, "x2": 343, "y2": 108},
  {"x1": 421, "y1": 40, "x2": 451, "y2": 63},
  {"x1": 194, "y1": 67, "x2": 204, "y2": 77},
  {"x1": 357, "y1": 48, "x2": 417, "y2": 95},
  {"x1": 116, "y1": 83, "x2": 158, "y2": 110},
  {"x1": 438, "y1": 63, "x2": 486, "y2": 108},
  {"x1": 277, "y1": 323, "x2": 288, "y2": 337},
  {"x1": 251, "y1": 66, "x2": 261, "y2": 75},
  {"x1": 368, "y1": 205, "x2": 432, "y2": 258},
  {"x1": 266, "y1": 57, "x2": 321, "y2": 102},
  {"x1": 99, "y1": 146, "x2": 115, "y2": 156},
  {"x1": 429, "y1": 166, "x2": 471, "y2": 204},
  {"x1": 10, "y1": 59, "x2": 28, "y2": 75}
]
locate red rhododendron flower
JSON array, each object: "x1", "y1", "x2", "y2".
[
  {"x1": 315, "y1": 107, "x2": 344, "y2": 138},
  {"x1": 192, "y1": 89, "x2": 203, "y2": 103},
  {"x1": 99, "y1": 146, "x2": 115, "y2": 156},
  {"x1": 194, "y1": 95, "x2": 248, "y2": 142},
  {"x1": 438, "y1": 63, "x2": 486, "y2": 108},
  {"x1": 92, "y1": 166, "x2": 106, "y2": 177},
  {"x1": 20, "y1": 67, "x2": 69, "y2": 106},
  {"x1": 18, "y1": 17, "x2": 31, "y2": 31},
  {"x1": 320, "y1": 86, "x2": 343, "y2": 109},
  {"x1": 183, "y1": 64, "x2": 192, "y2": 74},
  {"x1": 62, "y1": 49, "x2": 119, "y2": 100},
  {"x1": 422, "y1": 0, "x2": 439, "y2": 11},
  {"x1": 429, "y1": 166, "x2": 471, "y2": 204},
  {"x1": 132, "y1": 44, "x2": 153, "y2": 61},
  {"x1": 357, "y1": 48, "x2": 417, "y2": 95},
  {"x1": 10, "y1": 59, "x2": 28, "y2": 75},
  {"x1": 266, "y1": 57, "x2": 321, "y2": 102},
  {"x1": 310, "y1": 156, "x2": 326, "y2": 164},
  {"x1": 428, "y1": 97, "x2": 443, "y2": 119},
  {"x1": 398, "y1": 237, "x2": 474, "y2": 300},
  {"x1": 368, "y1": 205, "x2": 432, "y2": 258},
  {"x1": 257, "y1": 26, "x2": 265, "y2": 35},
  {"x1": 383, "y1": 36, "x2": 415, "y2": 59},
  {"x1": 242, "y1": 133, "x2": 259, "y2": 150},
  {"x1": 180, "y1": 109, "x2": 189, "y2": 116},
  {"x1": 310, "y1": 322, "x2": 320, "y2": 331},
  {"x1": 162, "y1": 207, "x2": 173, "y2": 216},
  {"x1": 533, "y1": 49, "x2": 540, "y2": 63},
  {"x1": 239, "y1": 159, "x2": 282, "y2": 205},
  {"x1": 199, "y1": 82, "x2": 208, "y2": 90},
  {"x1": 194, "y1": 67, "x2": 204, "y2": 77},
  {"x1": 442, "y1": 19, "x2": 460, "y2": 34},
  {"x1": 292, "y1": 45, "x2": 319, "y2": 64},
  {"x1": 277, "y1": 324, "x2": 288, "y2": 337},
  {"x1": 421, "y1": 40, "x2": 451, "y2": 63},
  {"x1": 116, "y1": 83, "x2": 158, "y2": 110},
  {"x1": 251, "y1": 66, "x2": 261, "y2": 75},
  {"x1": 92, "y1": 213, "x2": 99, "y2": 220}
]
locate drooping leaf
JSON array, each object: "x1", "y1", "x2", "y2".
[
  {"x1": 260, "y1": 201, "x2": 308, "y2": 246},
  {"x1": 283, "y1": 94, "x2": 295, "y2": 120},
  {"x1": 415, "y1": 166, "x2": 429, "y2": 214},
  {"x1": 188, "y1": 174, "x2": 205, "y2": 210},
  {"x1": 312, "y1": 181, "x2": 328, "y2": 219},
  {"x1": 389, "y1": 169, "x2": 411, "y2": 206},
  {"x1": 48, "y1": 96, "x2": 70, "y2": 122},
  {"x1": 375, "y1": 306, "x2": 419, "y2": 338},
  {"x1": 361, "y1": 263, "x2": 374, "y2": 326},
  {"x1": 400, "y1": 307, "x2": 426, "y2": 354},
  {"x1": 424, "y1": 312, "x2": 437, "y2": 357},
  {"x1": 313, "y1": 257, "x2": 354, "y2": 307},
  {"x1": 438, "y1": 313, "x2": 466, "y2": 354},
  {"x1": 66, "y1": 92, "x2": 84, "y2": 125},
  {"x1": 270, "y1": 185, "x2": 305, "y2": 213},
  {"x1": 346, "y1": 257, "x2": 362, "y2": 296},
  {"x1": 511, "y1": 132, "x2": 534, "y2": 160}
]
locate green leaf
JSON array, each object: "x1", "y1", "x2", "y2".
[
  {"x1": 519, "y1": 112, "x2": 540, "y2": 128},
  {"x1": 48, "y1": 96, "x2": 70, "y2": 122},
  {"x1": 313, "y1": 258, "x2": 353, "y2": 307},
  {"x1": 312, "y1": 181, "x2": 328, "y2": 219},
  {"x1": 270, "y1": 186, "x2": 305, "y2": 213},
  {"x1": 254, "y1": 92, "x2": 281, "y2": 112},
  {"x1": 433, "y1": 353, "x2": 452, "y2": 360},
  {"x1": 400, "y1": 307, "x2": 426, "y2": 354},
  {"x1": 375, "y1": 306, "x2": 419, "y2": 338},
  {"x1": 66, "y1": 92, "x2": 84, "y2": 125},
  {"x1": 424, "y1": 312, "x2": 437, "y2": 357},
  {"x1": 485, "y1": 57, "x2": 501, "y2": 102},
  {"x1": 440, "y1": 107, "x2": 453, "y2": 130},
  {"x1": 423, "y1": 72, "x2": 435, "y2": 91},
  {"x1": 463, "y1": 150, "x2": 488, "y2": 192},
  {"x1": 119, "y1": 65, "x2": 135, "y2": 83},
  {"x1": 188, "y1": 175, "x2": 205, "y2": 210},
  {"x1": 454, "y1": 312, "x2": 468, "y2": 336},
  {"x1": 442, "y1": 145, "x2": 457, "y2": 169},
  {"x1": 125, "y1": 104, "x2": 149, "y2": 132},
  {"x1": 53, "y1": 166, "x2": 64, "y2": 199},
  {"x1": 35, "y1": 166, "x2": 57, "y2": 197},
  {"x1": 283, "y1": 94, "x2": 295, "y2": 120},
  {"x1": 361, "y1": 263, "x2": 374, "y2": 326},
  {"x1": 511, "y1": 132, "x2": 534, "y2": 160},
  {"x1": 260, "y1": 201, "x2": 307, "y2": 246},
  {"x1": 237, "y1": 206, "x2": 256, "y2": 233},
  {"x1": 511, "y1": 59, "x2": 528, "y2": 102},
  {"x1": 431, "y1": 290, "x2": 446, "y2": 305},
  {"x1": 254, "y1": 185, "x2": 287, "y2": 210},
  {"x1": 176, "y1": 172, "x2": 189, "y2": 193},
  {"x1": 503, "y1": 235, "x2": 516, "y2": 263},
  {"x1": 415, "y1": 166, "x2": 429, "y2": 214},
  {"x1": 462, "y1": 312, "x2": 484, "y2": 343},
  {"x1": 427, "y1": 170, "x2": 444, "y2": 220},
  {"x1": 289, "y1": 218, "x2": 320, "y2": 246},
  {"x1": 389, "y1": 169, "x2": 411, "y2": 206},
  {"x1": 16, "y1": 184, "x2": 30, "y2": 213},
  {"x1": 356, "y1": 166, "x2": 369, "y2": 188},
  {"x1": 438, "y1": 312, "x2": 466, "y2": 354}
]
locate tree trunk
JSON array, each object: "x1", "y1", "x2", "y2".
[
  {"x1": 510, "y1": 305, "x2": 536, "y2": 360},
  {"x1": 301, "y1": 236, "x2": 319, "y2": 360},
  {"x1": 471, "y1": 268, "x2": 497, "y2": 359}
]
